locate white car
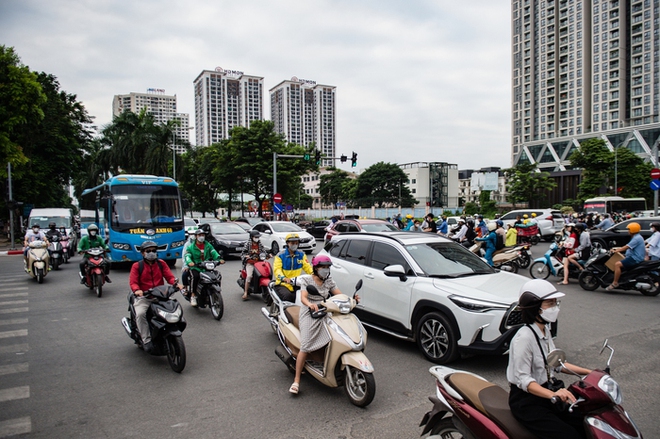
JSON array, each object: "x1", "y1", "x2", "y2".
[
  {"x1": 251, "y1": 221, "x2": 316, "y2": 254},
  {"x1": 320, "y1": 232, "x2": 531, "y2": 364},
  {"x1": 184, "y1": 218, "x2": 198, "y2": 235}
]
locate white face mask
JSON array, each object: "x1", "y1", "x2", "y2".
[
  {"x1": 197, "y1": 236, "x2": 205, "y2": 243},
  {"x1": 32, "y1": 228, "x2": 39, "y2": 233},
  {"x1": 252, "y1": 237, "x2": 259, "y2": 243},
  {"x1": 288, "y1": 244, "x2": 298, "y2": 252},
  {"x1": 144, "y1": 251, "x2": 157, "y2": 261},
  {"x1": 540, "y1": 305, "x2": 560, "y2": 323},
  {"x1": 317, "y1": 268, "x2": 330, "y2": 279},
  {"x1": 89, "y1": 231, "x2": 97, "y2": 237}
]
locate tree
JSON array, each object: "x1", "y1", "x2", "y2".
[
  {"x1": 355, "y1": 162, "x2": 417, "y2": 208},
  {"x1": 318, "y1": 167, "x2": 352, "y2": 206},
  {"x1": 504, "y1": 163, "x2": 556, "y2": 208},
  {"x1": 569, "y1": 138, "x2": 612, "y2": 199},
  {"x1": 178, "y1": 146, "x2": 220, "y2": 217}
]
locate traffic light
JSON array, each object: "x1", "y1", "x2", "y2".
[
  {"x1": 315, "y1": 150, "x2": 321, "y2": 165},
  {"x1": 340, "y1": 154, "x2": 347, "y2": 163},
  {"x1": 351, "y1": 152, "x2": 358, "y2": 167}
]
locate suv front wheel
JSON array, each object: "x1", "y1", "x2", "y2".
[{"x1": 416, "y1": 312, "x2": 459, "y2": 364}]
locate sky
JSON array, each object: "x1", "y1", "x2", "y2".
[{"x1": 1, "y1": 0, "x2": 513, "y2": 171}]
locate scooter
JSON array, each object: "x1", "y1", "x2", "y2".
[
  {"x1": 121, "y1": 284, "x2": 187, "y2": 373},
  {"x1": 261, "y1": 280, "x2": 376, "y2": 407},
  {"x1": 469, "y1": 241, "x2": 520, "y2": 273},
  {"x1": 578, "y1": 250, "x2": 660, "y2": 296},
  {"x1": 529, "y1": 242, "x2": 589, "y2": 281},
  {"x1": 48, "y1": 235, "x2": 64, "y2": 270},
  {"x1": 420, "y1": 340, "x2": 643, "y2": 439},
  {"x1": 60, "y1": 234, "x2": 70, "y2": 264},
  {"x1": 181, "y1": 260, "x2": 224, "y2": 320},
  {"x1": 25, "y1": 240, "x2": 50, "y2": 284},
  {"x1": 80, "y1": 247, "x2": 107, "y2": 298},
  {"x1": 237, "y1": 252, "x2": 273, "y2": 303}
]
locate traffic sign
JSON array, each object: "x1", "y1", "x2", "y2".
[
  {"x1": 651, "y1": 180, "x2": 660, "y2": 191},
  {"x1": 273, "y1": 203, "x2": 284, "y2": 213},
  {"x1": 652, "y1": 168, "x2": 660, "y2": 179},
  {"x1": 273, "y1": 193, "x2": 282, "y2": 203}
]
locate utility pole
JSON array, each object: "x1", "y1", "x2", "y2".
[{"x1": 7, "y1": 162, "x2": 15, "y2": 250}]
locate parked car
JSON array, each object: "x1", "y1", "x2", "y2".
[
  {"x1": 306, "y1": 220, "x2": 331, "y2": 239},
  {"x1": 589, "y1": 217, "x2": 660, "y2": 252},
  {"x1": 499, "y1": 208, "x2": 565, "y2": 241},
  {"x1": 208, "y1": 222, "x2": 250, "y2": 258},
  {"x1": 251, "y1": 221, "x2": 316, "y2": 254},
  {"x1": 324, "y1": 219, "x2": 399, "y2": 243},
  {"x1": 320, "y1": 232, "x2": 529, "y2": 364}
]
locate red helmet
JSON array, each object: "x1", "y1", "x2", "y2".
[{"x1": 311, "y1": 255, "x2": 332, "y2": 267}]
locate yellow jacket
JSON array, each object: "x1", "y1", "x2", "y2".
[
  {"x1": 273, "y1": 249, "x2": 313, "y2": 292},
  {"x1": 505, "y1": 227, "x2": 518, "y2": 247}
]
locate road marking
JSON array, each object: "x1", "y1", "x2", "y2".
[
  {"x1": 0, "y1": 386, "x2": 29, "y2": 403},
  {"x1": 0, "y1": 363, "x2": 28, "y2": 376},
  {"x1": 0, "y1": 417, "x2": 32, "y2": 437},
  {"x1": 0, "y1": 292, "x2": 28, "y2": 298},
  {"x1": 0, "y1": 318, "x2": 28, "y2": 326},
  {"x1": 0, "y1": 344, "x2": 29, "y2": 354},
  {"x1": 0, "y1": 308, "x2": 29, "y2": 315},
  {"x1": 0, "y1": 329, "x2": 27, "y2": 339},
  {"x1": 0, "y1": 285, "x2": 28, "y2": 291},
  {"x1": 0, "y1": 301, "x2": 29, "y2": 307}
]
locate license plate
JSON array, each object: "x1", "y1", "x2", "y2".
[{"x1": 236, "y1": 247, "x2": 242, "y2": 251}]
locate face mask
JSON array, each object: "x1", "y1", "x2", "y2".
[
  {"x1": 32, "y1": 228, "x2": 39, "y2": 233},
  {"x1": 289, "y1": 244, "x2": 298, "y2": 252},
  {"x1": 252, "y1": 237, "x2": 259, "y2": 243},
  {"x1": 540, "y1": 305, "x2": 560, "y2": 323},
  {"x1": 144, "y1": 252, "x2": 157, "y2": 261},
  {"x1": 197, "y1": 236, "x2": 205, "y2": 243},
  {"x1": 89, "y1": 231, "x2": 97, "y2": 237},
  {"x1": 317, "y1": 268, "x2": 330, "y2": 279}
]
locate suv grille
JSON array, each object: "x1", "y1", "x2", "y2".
[
  {"x1": 504, "y1": 307, "x2": 523, "y2": 329},
  {"x1": 300, "y1": 237, "x2": 312, "y2": 243}
]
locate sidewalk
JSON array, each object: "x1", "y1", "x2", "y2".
[{"x1": 0, "y1": 237, "x2": 23, "y2": 255}]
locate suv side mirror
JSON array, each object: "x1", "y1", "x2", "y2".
[{"x1": 384, "y1": 264, "x2": 407, "y2": 281}]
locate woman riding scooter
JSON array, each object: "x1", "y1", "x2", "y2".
[{"x1": 507, "y1": 279, "x2": 592, "y2": 439}]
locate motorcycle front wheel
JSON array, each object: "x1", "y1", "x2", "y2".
[
  {"x1": 518, "y1": 253, "x2": 531, "y2": 269},
  {"x1": 166, "y1": 335, "x2": 186, "y2": 373},
  {"x1": 210, "y1": 287, "x2": 224, "y2": 320},
  {"x1": 344, "y1": 365, "x2": 375, "y2": 408},
  {"x1": 94, "y1": 273, "x2": 103, "y2": 298},
  {"x1": 36, "y1": 268, "x2": 44, "y2": 284},
  {"x1": 529, "y1": 261, "x2": 550, "y2": 280},
  {"x1": 52, "y1": 258, "x2": 60, "y2": 270},
  {"x1": 578, "y1": 270, "x2": 600, "y2": 291}
]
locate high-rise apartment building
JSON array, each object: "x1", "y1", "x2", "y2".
[
  {"x1": 512, "y1": 0, "x2": 660, "y2": 171},
  {"x1": 112, "y1": 89, "x2": 191, "y2": 154},
  {"x1": 270, "y1": 78, "x2": 336, "y2": 166},
  {"x1": 193, "y1": 67, "x2": 264, "y2": 146}
]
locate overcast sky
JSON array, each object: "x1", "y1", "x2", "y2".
[{"x1": 1, "y1": 0, "x2": 512, "y2": 171}]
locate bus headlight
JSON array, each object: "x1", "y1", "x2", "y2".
[
  {"x1": 112, "y1": 243, "x2": 131, "y2": 250},
  {"x1": 171, "y1": 240, "x2": 186, "y2": 248}
]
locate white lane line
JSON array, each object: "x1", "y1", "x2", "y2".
[
  {"x1": 0, "y1": 344, "x2": 29, "y2": 354},
  {"x1": 0, "y1": 308, "x2": 29, "y2": 315},
  {"x1": 0, "y1": 386, "x2": 30, "y2": 403},
  {"x1": 0, "y1": 286, "x2": 28, "y2": 291},
  {"x1": 0, "y1": 318, "x2": 28, "y2": 326},
  {"x1": 0, "y1": 363, "x2": 28, "y2": 376},
  {"x1": 0, "y1": 329, "x2": 27, "y2": 339},
  {"x1": 0, "y1": 301, "x2": 28, "y2": 307},
  {"x1": 0, "y1": 293, "x2": 28, "y2": 298},
  {"x1": 0, "y1": 417, "x2": 32, "y2": 437}
]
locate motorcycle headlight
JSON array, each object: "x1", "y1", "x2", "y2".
[
  {"x1": 448, "y1": 295, "x2": 511, "y2": 313},
  {"x1": 204, "y1": 262, "x2": 216, "y2": 270},
  {"x1": 598, "y1": 375, "x2": 622, "y2": 405},
  {"x1": 156, "y1": 307, "x2": 182, "y2": 323}
]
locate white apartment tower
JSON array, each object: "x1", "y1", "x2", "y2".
[
  {"x1": 512, "y1": 0, "x2": 660, "y2": 169},
  {"x1": 270, "y1": 78, "x2": 336, "y2": 166},
  {"x1": 193, "y1": 67, "x2": 264, "y2": 146},
  {"x1": 112, "y1": 89, "x2": 191, "y2": 153}
]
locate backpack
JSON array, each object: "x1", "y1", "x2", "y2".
[
  {"x1": 137, "y1": 259, "x2": 167, "y2": 277},
  {"x1": 495, "y1": 233, "x2": 505, "y2": 250}
]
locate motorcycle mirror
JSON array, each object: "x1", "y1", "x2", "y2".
[
  {"x1": 599, "y1": 339, "x2": 614, "y2": 374},
  {"x1": 306, "y1": 285, "x2": 320, "y2": 296},
  {"x1": 599, "y1": 338, "x2": 609, "y2": 355},
  {"x1": 547, "y1": 349, "x2": 566, "y2": 368},
  {"x1": 353, "y1": 280, "x2": 363, "y2": 299}
]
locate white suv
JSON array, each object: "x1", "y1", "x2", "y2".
[{"x1": 320, "y1": 232, "x2": 530, "y2": 364}]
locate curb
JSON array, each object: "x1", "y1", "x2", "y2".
[{"x1": 0, "y1": 250, "x2": 23, "y2": 256}]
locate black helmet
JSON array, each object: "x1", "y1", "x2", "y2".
[
  {"x1": 198, "y1": 223, "x2": 211, "y2": 234},
  {"x1": 249, "y1": 230, "x2": 261, "y2": 238},
  {"x1": 518, "y1": 279, "x2": 565, "y2": 324},
  {"x1": 575, "y1": 222, "x2": 586, "y2": 231},
  {"x1": 651, "y1": 222, "x2": 660, "y2": 230},
  {"x1": 140, "y1": 240, "x2": 158, "y2": 251},
  {"x1": 49, "y1": 222, "x2": 56, "y2": 229},
  {"x1": 194, "y1": 229, "x2": 206, "y2": 235}
]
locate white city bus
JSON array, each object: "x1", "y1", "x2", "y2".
[{"x1": 583, "y1": 196, "x2": 647, "y2": 214}]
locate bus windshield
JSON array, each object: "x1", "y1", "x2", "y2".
[{"x1": 111, "y1": 184, "x2": 183, "y2": 230}]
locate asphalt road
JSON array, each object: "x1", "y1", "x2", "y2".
[{"x1": 0, "y1": 241, "x2": 658, "y2": 438}]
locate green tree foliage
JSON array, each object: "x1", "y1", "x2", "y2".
[
  {"x1": 503, "y1": 163, "x2": 556, "y2": 207},
  {"x1": 318, "y1": 167, "x2": 353, "y2": 206},
  {"x1": 569, "y1": 138, "x2": 612, "y2": 199},
  {"x1": 355, "y1": 162, "x2": 417, "y2": 208},
  {"x1": 0, "y1": 46, "x2": 47, "y2": 171},
  {"x1": 178, "y1": 146, "x2": 220, "y2": 217}
]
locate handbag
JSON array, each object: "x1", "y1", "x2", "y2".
[{"x1": 527, "y1": 325, "x2": 565, "y2": 391}]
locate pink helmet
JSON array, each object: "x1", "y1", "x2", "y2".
[{"x1": 311, "y1": 255, "x2": 333, "y2": 267}]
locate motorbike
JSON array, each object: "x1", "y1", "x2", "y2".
[
  {"x1": 60, "y1": 235, "x2": 70, "y2": 264},
  {"x1": 578, "y1": 250, "x2": 660, "y2": 296},
  {"x1": 48, "y1": 235, "x2": 64, "y2": 270},
  {"x1": 420, "y1": 340, "x2": 643, "y2": 439},
  {"x1": 80, "y1": 247, "x2": 107, "y2": 298},
  {"x1": 121, "y1": 284, "x2": 187, "y2": 373},
  {"x1": 182, "y1": 260, "x2": 224, "y2": 320},
  {"x1": 25, "y1": 240, "x2": 50, "y2": 284},
  {"x1": 237, "y1": 252, "x2": 273, "y2": 303},
  {"x1": 529, "y1": 242, "x2": 590, "y2": 281},
  {"x1": 261, "y1": 280, "x2": 376, "y2": 407},
  {"x1": 469, "y1": 241, "x2": 521, "y2": 273}
]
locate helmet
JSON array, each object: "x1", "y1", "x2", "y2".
[
  {"x1": 575, "y1": 222, "x2": 586, "y2": 231},
  {"x1": 477, "y1": 214, "x2": 484, "y2": 219},
  {"x1": 87, "y1": 224, "x2": 98, "y2": 232},
  {"x1": 487, "y1": 222, "x2": 497, "y2": 232},
  {"x1": 249, "y1": 230, "x2": 261, "y2": 238},
  {"x1": 31, "y1": 224, "x2": 40, "y2": 229},
  {"x1": 518, "y1": 279, "x2": 565, "y2": 324},
  {"x1": 285, "y1": 233, "x2": 300, "y2": 242},
  {"x1": 496, "y1": 220, "x2": 504, "y2": 227},
  {"x1": 651, "y1": 222, "x2": 660, "y2": 231},
  {"x1": 49, "y1": 222, "x2": 56, "y2": 229},
  {"x1": 523, "y1": 214, "x2": 529, "y2": 219},
  {"x1": 626, "y1": 222, "x2": 641, "y2": 234},
  {"x1": 140, "y1": 240, "x2": 158, "y2": 251},
  {"x1": 194, "y1": 228, "x2": 206, "y2": 235},
  {"x1": 198, "y1": 223, "x2": 211, "y2": 234},
  {"x1": 311, "y1": 255, "x2": 332, "y2": 267},
  {"x1": 531, "y1": 213, "x2": 537, "y2": 218},
  {"x1": 565, "y1": 223, "x2": 575, "y2": 228},
  {"x1": 406, "y1": 214, "x2": 413, "y2": 219}
]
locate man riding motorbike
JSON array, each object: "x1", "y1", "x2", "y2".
[
  {"x1": 272, "y1": 233, "x2": 313, "y2": 303},
  {"x1": 240, "y1": 230, "x2": 270, "y2": 300},
  {"x1": 607, "y1": 222, "x2": 645, "y2": 291},
  {"x1": 183, "y1": 228, "x2": 224, "y2": 307},
  {"x1": 129, "y1": 240, "x2": 183, "y2": 353},
  {"x1": 23, "y1": 224, "x2": 49, "y2": 264},
  {"x1": 77, "y1": 224, "x2": 111, "y2": 284}
]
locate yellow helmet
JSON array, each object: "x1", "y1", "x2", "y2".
[
  {"x1": 626, "y1": 222, "x2": 641, "y2": 234},
  {"x1": 406, "y1": 214, "x2": 413, "y2": 219},
  {"x1": 523, "y1": 214, "x2": 529, "y2": 219},
  {"x1": 531, "y1": 213, "x2": 537, "y2": 217},
  {"x1": 285, "y1": 233, "x2": 300, "y2": 242}
]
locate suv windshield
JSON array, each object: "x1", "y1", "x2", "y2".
[{"x1": 405, "y1": 242, "x2": 494, "y2": 277}]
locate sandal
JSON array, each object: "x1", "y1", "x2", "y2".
[
  {"x1": 605, "y1": 284, "x2": 618, "y2": 291},
  {"x1": 241, "y1": 295, "x2": 250, "y2": 301},
  {"x1": 558, "y1": 281, "x2": 569, "y2": 285},
  {"x1": 289, "y1": 382, "x2": 299, "y2": 395}
]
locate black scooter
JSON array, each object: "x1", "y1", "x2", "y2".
[
  {"x1": 181, "y1": 260, "x2": 224, "y2": 320},
  {"x1": 121, "y1": 284, "x2": 188, "y2": 372},
  {"x1": 578, "y1": 251, "x2": 660, "y2": 296}
]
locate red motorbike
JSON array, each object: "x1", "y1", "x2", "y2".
[
  {"x1": 237, "y1": 252, "x2": 272, "y2": 303},
  {"x1": 81, "y1": 247, "x2": 107, "y2": 298},
  {"x1": 420, "y1": 340, "x2": 642, "y2": 439}
]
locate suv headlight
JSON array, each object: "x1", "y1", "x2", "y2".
[
  {"x1": 598, "y1": 375, "x2": 622, "y2": 404},
  {"x1": 156, "y1": 307, "x2": 182, "y2": 323},
  {"x1": 449, "y1": 295, "x2": 511, "y2": 313}
]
